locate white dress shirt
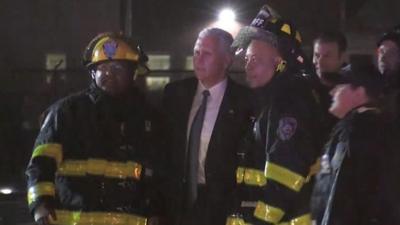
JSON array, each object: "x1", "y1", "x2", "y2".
[{"x1": 187, "y1": 78, "x2": 227, "y2": 184}]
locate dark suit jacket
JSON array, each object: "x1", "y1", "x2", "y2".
[{"x1": 162, "y1": 76, "x2": 252, "y2": 225}]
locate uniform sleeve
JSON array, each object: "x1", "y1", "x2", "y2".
[
  {"x1": 25, "y1": 105, "x2": 65, "y2": 214},
  {"x1": 252, "y1": 90, "x2": 319, "y2": 225}
]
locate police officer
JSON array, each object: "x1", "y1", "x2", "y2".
[
  {"x1": 227, "y1": 5, "x2": 323, "y2": 225},
  {"x1": 26, "y1": 33, "x2": 164, "y2": 225},
  {"x1": 311, "y1": 63, "x2": 385, "y2": 225}
]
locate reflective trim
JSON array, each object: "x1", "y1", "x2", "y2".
[
  {"x1": 57, "y1": 159, "x2": 142, "y2": 180},
  {"x1": 51, "y1": 210, "x2": 147, "y2": 225},
  {"x1": 279, "y1": 214, "x2": 312, "y2": 225},
  {"x1": 27, "y1": 182, "x2": 56, "y2": 205},
  {"x1": 253, "y1": 201, "x2": 285, "y2": 224},
  {"x1": 32, "y1": 143, "x2": 63, "y2": 166},
  {"x1": 226, "y1": 216, "x2": 251, "y2": 225},
  {"x1": 236, "y1": 167, "x2": 245, "y2": 184},
  {"x1": 281, "y1": 24, "x2": 291, "y2": 35},
  {"x1": 236, "y1": 167, "x2": 266, "y2": 186},
  {"x1": 306, "y1": 158, "x2": 321, "y2": 182},
  {"x1": 289, "y1": 214, "x2": 312, "y2": 225},
  {"x1": 264, "y1": 162, "x2": 305, "y2": 192}
]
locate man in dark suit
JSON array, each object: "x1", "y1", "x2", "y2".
[{"x1": 162, "y1": 28, "x2": 252, "y2": 225}]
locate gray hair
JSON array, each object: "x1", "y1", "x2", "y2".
[
  {"x1": 197, "y1": 28, "x2": 234, "y2": 54},
  {"x1": 232, "y1": 26, "x2": 278, "y2": 52},
  {"x1": 249, "y1": 28, "x2": 278, "y2": 49}
]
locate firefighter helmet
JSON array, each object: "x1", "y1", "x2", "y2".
[
  {"x1": 232, "y1": 4, "x2": 311, "y2": 74},
  {"x1": 82, "y1": 32, "x2": 149, "y2": 75},
  {"x1": 232, "y1": 5, "x2": 302, "y2": 52}
]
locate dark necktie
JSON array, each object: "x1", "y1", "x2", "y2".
[{"x1": 186, "y1": 89, "x2": 210, "y2": 207}]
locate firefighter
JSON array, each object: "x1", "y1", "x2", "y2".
[
  {"x1": 25, "y1": 32, "x2": 164, "y2": 225},
  {"x1": 226, "y1": 5, "x2": 323, "y2": 225}
]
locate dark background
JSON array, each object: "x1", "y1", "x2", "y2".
[{"x1": 0, "y1": 0, "x2": 399, "y2": 224}]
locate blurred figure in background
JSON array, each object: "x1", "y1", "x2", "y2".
[
  {"x1": 377, "y1": 25, "x2": 400, "y2": 121},
  {"x1": 313, "y1": 31, "x2": 348, "y2": 88},
  {"x1": 376, "y1": 25, "x2": 400, "y2": 225},
  {"x1": 312, "y1": 31, "x2": 349, "y2": 135}
]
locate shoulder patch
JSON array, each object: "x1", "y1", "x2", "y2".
[{"x1": 277, "y1": 117, "x2": 297, "y2": 141}]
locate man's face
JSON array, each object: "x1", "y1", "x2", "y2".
[
  {"x1": 313, "y1": 41, "x2": 345, "y2": 77},
  {"x1": 93, "y1": 61, "x2": 135, "y2": 97},
  {"x1": 377, "y1": 40, "x2": 400, "y2": 75},
  {"x1": 245, "y1": 40, "x2": 281, "y2": 88},
  {"x1": 329, "y1": 84, "x2": 363, "y2": 118},
  {"x1": 193, "y1": 35, "x2": 231, "y2": 87}
]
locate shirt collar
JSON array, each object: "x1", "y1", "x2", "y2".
[{"x1": 197, "y1": 78, "x2": 227, "y2": 99}]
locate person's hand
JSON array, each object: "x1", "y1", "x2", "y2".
[{"x1": 34, "y1": 202, "x2": 56, "y2": 225}]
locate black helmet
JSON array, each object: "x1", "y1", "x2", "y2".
[{"x1": 232, "y1": 5, "x2": 310, "y2": 74}]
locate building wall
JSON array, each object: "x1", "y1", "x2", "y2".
[{"x1": 0, "y1": 0, "x2": 121, "y2": 70}]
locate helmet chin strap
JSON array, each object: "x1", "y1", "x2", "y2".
[
  {"x1": 90, "y1": 69, "x2": 100, "y2": 88},
  {"x1": 90, "y1": 69, "x2": 96, "y2": 80}
]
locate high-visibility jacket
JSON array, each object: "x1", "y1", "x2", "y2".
[
  {"x1": 26, "y1": 83, "x2": 165, "y2": 225},
  {"x1": 228, "y1": 72, "x2": 323, "y2": 225}
]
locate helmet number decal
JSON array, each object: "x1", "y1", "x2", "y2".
[{"x1": 103, "y1": 40, "x2": 118, "y2": 59}]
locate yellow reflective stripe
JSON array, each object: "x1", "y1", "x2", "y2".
[
  {"x1": 105, "y1": 161, "x2": 142, "y2": 179},
  {"x1": 51, "y1": 210, "x2": 147, "y2": 225},
  {"x1": 244, "y1": 168, "x2": 267, "y2": 186},
  {"x1": 306, "y1": 158, "x2": 321, "y2": 183},
  {"x1": 264, "y1": 162, "x2": 305, "y2": 192},
  {"x1": 236, "y1": 167, "x2": 245, "y2": 184},
  {"x1": 27, "y1": 182, "x2": 56, "y2": 205},
  {"x1": 226, "y1": 216, "x2": 251, "y2": 225},
  {"x1": 32, "y1": 143, "x2": 63, "y2": 166},
  {"x1": 57, "y1": 159, "x2": 142, "y2": 180},
  {"x1": 87, "y1": 159, "x2": 108, "y2": 175},
  {"x1": 253, "y1": 201, "x2": 285, "y2": 224},
  {"x1": 288, "y1": 214, "x2": 312, "y2": 225},
  {"x1": 58, "y1": 160, "x2": 87, "y2": 176},
  {"x1": 236, "y1": 167, "x2": 266, "y2": 186},
  {"x1": 281, "y1": 24, "x2": 291, "y2": 35}
]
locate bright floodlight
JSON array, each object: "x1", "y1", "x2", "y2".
[
  {"x1": 218, "y1": 8, "x2": 236, "y2": 23},
  {"x1": 0, "y1": 188, "x2": 13, "y2": 195}
]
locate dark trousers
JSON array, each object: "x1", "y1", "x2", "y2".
[{"x1": 179, "y1": 184, "x2": 227, "y2": 225}]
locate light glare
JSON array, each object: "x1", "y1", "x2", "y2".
[
  {"x1": 218, "y1": 9, "x2": 236, "y2": 23},
  {"x1": 0, "y1": 188, "x2": 13, "y2": 195}
]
